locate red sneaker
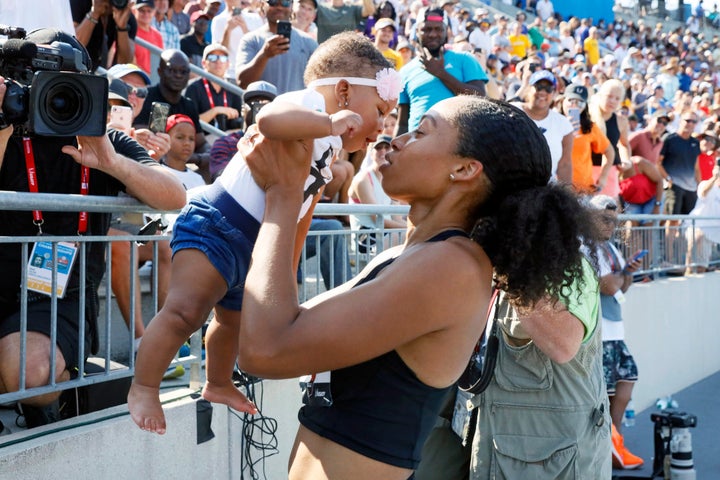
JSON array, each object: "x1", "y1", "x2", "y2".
[{"x1": 611, "y1": 423, "x2": 644, "y2": 469}]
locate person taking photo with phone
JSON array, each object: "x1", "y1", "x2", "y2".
[
  {"x1": 589, "y1": 195, "x2": 644, "y2": 470},
  {"x1": 558, "y1": 84, "x2": 616, "y2": 194},
  {"x1": 236, "y1": 0, "x2": 318, "y2": 95}
]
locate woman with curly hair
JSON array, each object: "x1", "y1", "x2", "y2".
[{"x1": 237, "y1": 96, "x2": 605, "y2": 480}]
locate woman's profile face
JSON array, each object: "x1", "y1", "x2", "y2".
[
  {"x1": 380, "y1": 99, "x2": 462, "y2": 201},
  {"x1": 600, "y1": 88, "x2": 622, "y2": 112}
]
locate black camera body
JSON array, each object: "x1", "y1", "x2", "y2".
[
  {"x1": 0, "y1": 26, "x2": 108, "y2": 136},
  {"x1": 111, "y1": 0, "x2": 130, "y2": 9},
  {"x1": 650, "y1": 410, "x2": 698, "y2": 429}
]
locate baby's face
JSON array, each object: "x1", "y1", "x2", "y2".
[{"x1": 341, "y1": 85, "x2": 397, "y2": 152}]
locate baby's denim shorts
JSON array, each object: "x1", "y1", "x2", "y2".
[{"x1": 171, "y1": 182, "x2": 260, "y2": 311}]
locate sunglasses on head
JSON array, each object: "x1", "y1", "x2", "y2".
[
  {"x1": 267, "y1": 0, "x2": 292, "y2": 7},
  {"x1": 206, "y1": 54, "x2": 228, "y2": 62},
  {"x1": 125, "y1": 84, "x2": 148, "y2": 99},
  {"x1": 533, "y1": 83, "x2": 555, "y2": 93}
]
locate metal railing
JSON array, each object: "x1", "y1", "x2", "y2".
[{"x1": 0, "y1": 191, "x2": 718, "y2": 409}]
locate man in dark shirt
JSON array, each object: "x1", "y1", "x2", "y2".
[
  {"x1": 71, "y1": 0, "x2": 138, "y2": 70},
  {"x1": 134, "y1": 49, "x2": 206, "y2": 150},
  {"x1": 0, "y1": 29, "x2": 186, "y2": 428},
  {"x1": 180, "y1": 10, "x2": 211, "y2": 67},
  {"x1": 658, "y1": 113, "x2": 701, "y2": 216}
]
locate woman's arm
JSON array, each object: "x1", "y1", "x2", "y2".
[
  {"x1": 238, "y1": 136, "x2": 490, "y2": 381},
  {"x1": 515, "y1": 297, "x2": 584, "y2": 364},
  {"x1": 595, "y1": 142, "x2": 616, "y2": 191}
]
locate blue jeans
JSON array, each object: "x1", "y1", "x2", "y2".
[{"x1": 301, "y1": 218, "x2": 352, "y2": 290}]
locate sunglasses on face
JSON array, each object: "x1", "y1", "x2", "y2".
[
  {"x1": 267, "y1": 0, "x2": 292, "y2": 7},
  {"x1": 657, "y1": 119, "x2": 668, "y2": 126},
  {"x1": 206, "y1": 54, "x2": 228, "y2": 62},
  {"x1": 533, "y1": 83, "x2": 555, "y2": 93},
  {"x1": 125, "y1": 84, "x2": 148, "y2": 99},
  {"x1": 683, "y1": 118, "x2": 698, "y2": 123}
]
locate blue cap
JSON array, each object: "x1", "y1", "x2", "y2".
[{"x1": 529, "y1": 69, "x2": 556, "y2": 86}]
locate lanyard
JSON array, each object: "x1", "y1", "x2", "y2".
[
  {"x1": 602, "y1": 241, "x2": 622, "y2": 273},
  {"x1": 22, "y1": 136, "x2": 90, "y2": 235},
  {"x1": 202, "y1": 78, "x2": 227, "y2": 109}
]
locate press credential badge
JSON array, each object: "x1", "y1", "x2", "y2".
[{"x1": 27, "y1": 241, "x2": 78, "y2": 298}]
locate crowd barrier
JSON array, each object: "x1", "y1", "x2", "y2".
[{"x1": 0, "y1": 191, "x2": 718, "y2": 409}]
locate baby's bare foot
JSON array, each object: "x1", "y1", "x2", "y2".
[
  {"x1": 202, "y1": 380, "x2": 257, "y2": 414},
  {"x1": 127, "y1": 382, "x2": 167, "y2": 434}
]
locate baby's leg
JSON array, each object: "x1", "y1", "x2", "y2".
[
  {"x1": 128, "y1": 249, "x2": 227, "y2": 434},
  {"x1": 201, "y1": 304, "x2": 257, "y2": 414}
]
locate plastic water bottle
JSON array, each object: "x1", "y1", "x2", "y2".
[{"x1": 624, "y1": 400, "x2": 636, "y2": 427}]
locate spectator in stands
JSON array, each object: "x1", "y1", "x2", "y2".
[
  {"x1": 133, "y1": 0, "x2": 165, "y2": 75},
  {"x1": 236, "y1": 0, "x2": 318, "y2": 95},
  {"x1": 468, "y1": 17, "x2": 492, "y2": 54},
  {"x1": 695, "y1": 130, "x2": 719, "y2": 181},
  {"x1": 373, "y1": 18, "x2": 404, "y2": 70},
  {"x1": 629, "y1": 111, "x2": 667, "y2": 166},
  {"x1": 364, "y1": 1, "x2": 397, "y2": 45},
  {"x1": 211, "y1": 0, "x2": 264, "y2": 83},
  {"x1": 237, "y1": 95, "x2": 606, "y2": 480},
  {"x1": 560, "y1": 84, "x2": 615, "y2": 194},
  {"x1": 180, "y1": 10, "x2": 211, "y2": 67},
  {"x1": 168, "y1": 0, "x2": 191, "y2": 35},
  {"x1": 292, "y1": 0, "x2": 318, "y2": 40},
  {"x1": 161, "y1": 115, "x2": 207, "y2": 191},
  {"x1": 396, "y1": 38, "x2": 415, "y2": 67},
  {"x1": 512, "y1": 69, "x2": 574, "y2": 183},
  {"x1": 590, "y1": 79, "x2": 632, "y2": 202},
  {"x1": 396, "y1": 7, "x2": 487, "y2": 136},
  {"x1": 659, "y1": 113, "x2": 701, "y2": 216},
  {"x1": 134, "y1": 49, "x2": 207, "y2": 155},
  {"x1": 0, "y1": 29, "x2": 185, "y2": 428},
  {"x1": 315, "y1": 0, "x2": 374, "y2": 44},
  {"x1": 153, "y1": 0, "x2": 181, "y2": 50},
  {"x1": 107, "y1": 63, "x2": 171, "y2": 159},
  {"x1": 583, "y1": 27, "x2": 600, "y2": 68},
  {"x1": 507, "y1": 21, "x2": 531, "y2": 60},
  {"x1": 71, "y1": 0, "x2": 137, "y2": 70},
  {"x1": 685, "y1": 163, "x2": 720, "y2": 274},
  {"x1": 589, "y1": 195, "x2": 644, "y2": 471},
  {"x1": 185, "y1": 44, "x2": 244, "y2": 132},
  {"x1": 208, "y1": 80, "x2": 277, "y2": 181},
  {"x1": 535, "y1": 0, "x2": 554, "y2": 22},
  {"x1": 129, "y1": 33, "x2": 398, "y2": 435}
]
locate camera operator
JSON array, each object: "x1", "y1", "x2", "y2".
[
  {"x1": 71, "y1": 0, "x2": 138, "y2": 70},
  {"x1": 0, "y1": 29, "x2": 185, "y2": 427}
]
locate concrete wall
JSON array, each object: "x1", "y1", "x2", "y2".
[{"x1": 0, "y1": 273, "x2": 717, "y2": 478}]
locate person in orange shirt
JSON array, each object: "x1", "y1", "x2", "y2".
[{"x1": 561, "y1": 84, "x2": 615, "y2": 194}]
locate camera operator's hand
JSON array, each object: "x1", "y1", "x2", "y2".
[
  {"x1": 61, "y1": 134, "x2": 119, "y2": 173},
  {"x1": 134, "y1": 129, "x2": 171, "y2": 160}
]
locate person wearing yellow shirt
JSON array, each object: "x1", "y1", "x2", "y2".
[
  {"x1": 507, "y1": 21, "x2": 531, "y2": 59},
  {"x1": 583, "y1": 27, "x2": 600, "y2": 67},
  {"x1": 374, "y1": 17, "x2": 403, "y2": 69}
]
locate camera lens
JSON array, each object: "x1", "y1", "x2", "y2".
[{"x1": 45, "y1": 83, "x2": 83, "y2": 125}]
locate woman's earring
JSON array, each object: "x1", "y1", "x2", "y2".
[
  {"x1": 344, "y1": 101, "x2": 349, "y2": 106},
  {"x1": 450, "y1": 174, "x2": 456, "y2": 181},
  {"x1": 338, "y1": 102, "x2": 343, "y2": 108}
]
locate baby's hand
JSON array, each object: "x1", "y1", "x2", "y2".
[{"x1": 329, "y1": 110, "x2": 363, "y2": 137}]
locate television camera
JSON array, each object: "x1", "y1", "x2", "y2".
[{"x1": 0, "y1": 25, "x2": 107, "y2": 136}]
